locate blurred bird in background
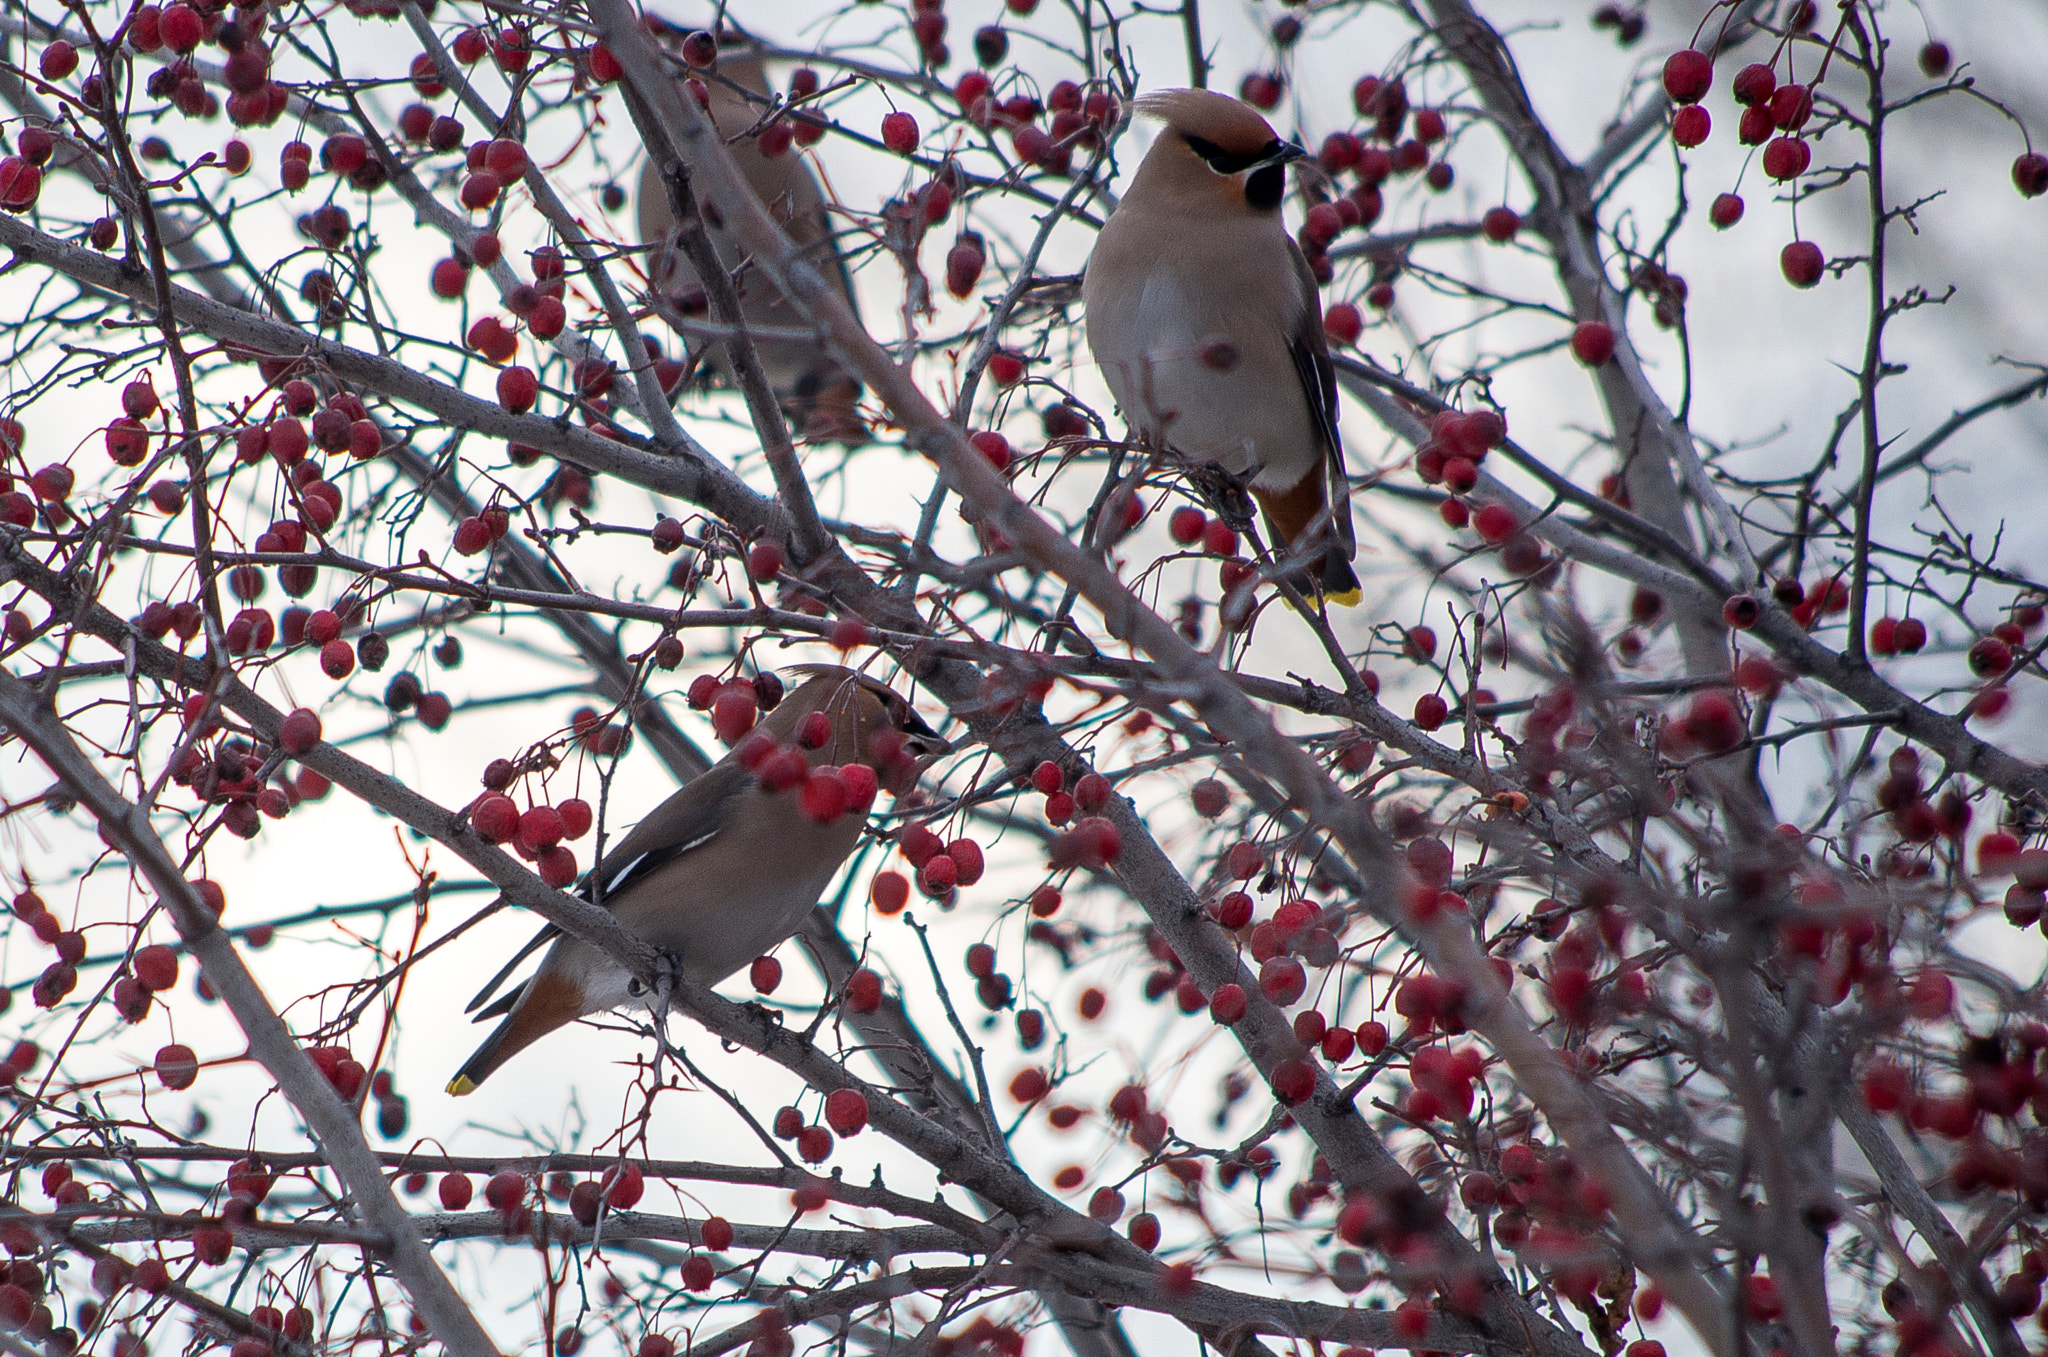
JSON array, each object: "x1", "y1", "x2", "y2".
[
  {"x1": 448, "y1": 667, "x2": 949, "y2": 1094},
  {"x1": 1084, "y1": 88, "x2": 1361, "y2": 607},
  {"x1": 637, "y1": 33, "x2": 867, "y2": 445}
]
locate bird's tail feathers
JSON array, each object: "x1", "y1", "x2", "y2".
[
  {"x1": 1318, "y1": 552, "x2": 1363, "y2": 608},
  {"x1": 1278, "y1": 550, "x2": 1362, "y2": 611},
  {"x1": 446, "y1": 1021, "x2": 512, "y2": 1097},
  {"x1": 446, "y1": 970, "x2": 585, "y2": 1096}
]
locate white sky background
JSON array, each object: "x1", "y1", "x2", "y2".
[{"x1": 3, "y1": 0, "x2": 2048, "y2": 1352}]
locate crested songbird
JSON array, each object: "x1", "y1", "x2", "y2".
[
  {"x1": 447, "y1": 667, "x2": 949, "y2": 1095},
  {"x1": 1083, "y1": 89, "x2": 1361, "y2": 606},
  {"x1": 637, "y1": 42, "x2": 866, "y2": 445}
]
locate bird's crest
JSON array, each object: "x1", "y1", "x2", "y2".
[
  {"x1": 779, "y1": 665, "x2": 949, "y2": 754},
  {"x1": 1133, "y1": 89, "x2": 1282, "y2": 157}
]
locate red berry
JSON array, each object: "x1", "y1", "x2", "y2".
[
  {"x1": 518, "y1": 805, "x2": 565, "y2": 852},
  {"x1": 946, "y1": 234, "x2": 986, "y2": 298},
  {"x1": 1271, "y1": 1058, "x2": 1316, "y2": 1104},
  {"x1": 159, "y1": 3, "x2": 202, "y2": 52},
  {"x1": 845, "y1": 967, "x2": 882, "y2": 1013},
  {"x1": 1202, "y1": 518, "x2": 1240, "y2": 558},
  {"x1": 1481, "y1": 206, "x2": 1521, "y2": 242},
  {"x1": 1414, "y1": 693, "x2": 1448, "y2": 730},
  {"x1": 1570, "y1": 321, "x2": 1616, "y2": 365},
  {"x1": 1168, "y1": 505, "x2": 1206, "y2": 545},
  {"x1": 948, "y1": 838, "x2": 986, "y2": 886},
  {"x1": 1762, "y1": 136, "x2": 1810, "y2": 181},
  {"x1": 484, "y1": 1170, "x2": 524, "y2": 1211},
  {"x1": 970, "y1": 430, "x2": 1011, "y2": 471},
  {"x1": 496, "y1": 366, "x2": 538, "y2": 413},
  {"x1": 870, "y1": 870, "x2": 909, "y2": 915},
  {"x1": 319, "y1": 638, "x2": 355, "y2": 679},
  {"x1": 1323, "y1": 302, "x2": 1363, "y2": 345},
  {"x1": 824, "y1": 1088, "x2": 869, "y2": 1136},
  {"x1": 438, "y1": 1173, "x2": 472, "y2": 1209},
  {"x1": 155, "y1": 1043, "x2": 199, "y2": 1089},
  {"x1": 1780, "y1": 241, "x2": 1824, "y2": 288},
  {"x1": 1473, "y1": 503, "x2": 1519, "y2": 544},
  {"x1": 1682, "y1": 692, "x2": 1745, "y2": 752},
  {"x1": 918, "y1": 853, "x2": 959, "y2": 897},
  {"x1": 1769, "y1": 84, "x2": 1814, "y2": 130},
  {"x1": 1710, "y1": 192, "x2": 1745, "y2": 228},
  {"x1": 880, "y1": 111, "x2": 918, "y2": 154},
  {"x1": 472, "y1": 794, "x2": 519, "y2": 843},
  {"x1": 2016, "y1": 154, "x2": 2048, "y2": 199},
  {"x1": 134, "y1": 944, "x2": 179, "y2": 992},
  {"x1": 1969, "y1": 636, "x2": 2014, "y2": 677},
  {"x1": 747, "y1": 540, "x2": 785, "y2": 581},
  {"x1": 750, "y1": 955, "x2": 782, "y2": 994},
  {"x1": 279, "y1": 707, "x2": 322, "y2": 754},
  {"x1": 1661, "y1": 49, "x2": 1712, "y2": 104},
  {"x1": 1732, "y1": 63, "x2": 1777, "y2": 106},
  {"x1": 1671, "y1": 105, "x2": 1710, "y2": 147},
  {"x1": 40, "y1": 41, "x2": 79, "y2": 80},
  {"x1": 796, "y1": 1125, "x2": 833, "y2": 1162},
  {"x1": 602, "y1": 1163, "x2": 643, "y2": 1209},
  {"x1": 1239, "y1": 72, "x2": 1282, "y2": 110}
]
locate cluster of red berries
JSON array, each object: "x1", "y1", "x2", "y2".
[
  {"x1": 951, "y1": 73, "x2": 1115, "y2": 175},
  {"x1": 10, "y1": 888, "x2": 88, "y2": 1012},
  {"x1": 737, "y1": 723, "x2": 884, "y2": 826},
  {"x1": 1030, "y1": 765, "x2": 1120, "y2": 873},
  {"x1": 470, "y1": 787, "x2": 594, "y2": 887},
  {"x1": 107, "y1": 6, "x2": 291, "y2": 131},
  {"x1": 771, "y1": 1088, "x2": 871, "y2": 1165},
  {"x1": 1478, "y1": 1143, "x2": 1621, "y2": 1303},
  {"x1": 890, "y1": 823, "x2": 988, "y2": 906},
  {"x1": 1165, "y1": 505, "x2": 1244, "y2": 562}
]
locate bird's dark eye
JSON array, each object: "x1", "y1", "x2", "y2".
[{"x1": 627, "y1": 978, "x2": 647, "y2": 997}]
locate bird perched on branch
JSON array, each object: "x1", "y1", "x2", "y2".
[
  {"x1": 637, "y1": 39, "x2": 866, "y2": 444},
  {"x1": 1084, "y1": 88, "x2": 1361, "y2": 606},
  {"x1": 447, "y1": 666, "x2": 949, "y2": 1095}
]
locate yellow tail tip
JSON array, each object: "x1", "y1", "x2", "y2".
[
  {"x1": 447, "y1": 1075, "x2": 478, "y2": 1097},
  {"x1": 1323, "y1": 587, "x2": 1363, "y2": 608}
]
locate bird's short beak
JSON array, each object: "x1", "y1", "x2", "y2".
[
  {"x1": 1259, "y1": 140, "x2": 1309, "y2": 169},
  {"x1": 905, "y1": 731, "x2": 954, "y2": 760},
  {"x1": 899, "y1": 712, "x2": 953, "y2": 761}
]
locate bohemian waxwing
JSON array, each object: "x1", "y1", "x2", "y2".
[
  {"x1": 638, "y1": 41, "x2": 866, "y2": 444},
  {"x1": 1084, "y1": 88, "x2": 1361, "y2": 605},
  {"x1": 448, "y1": 667, "x2": 948, "y2": 1094}
]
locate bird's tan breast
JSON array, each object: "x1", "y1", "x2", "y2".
[{"x1": 1084, "y1": 205, "x2": 1320, "y2": 483}]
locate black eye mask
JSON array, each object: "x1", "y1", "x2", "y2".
[{"x1": 1183, "y1": 134, "x2": 1294, "y2": 210}]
